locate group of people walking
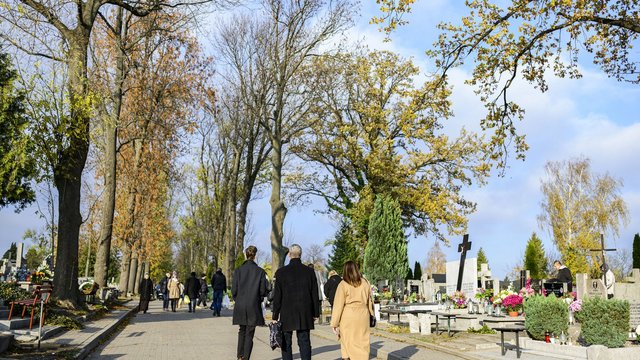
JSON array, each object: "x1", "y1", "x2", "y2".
[{"x1": 232, "y1": 244, "x2": 374, "y2": 360}]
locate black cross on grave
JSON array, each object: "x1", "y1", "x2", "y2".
[
  {"x1": 456, "y1": 234, "x2": 472, "y2": 292},
  {"x1": 590, "y1": 233, "x2": 616, "y2": 288}
]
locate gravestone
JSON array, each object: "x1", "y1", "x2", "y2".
[
  {"x1": 446, "y1": 257, "x2": 478, "y2": 297},
  {"x1": 407, "y1": 280, "x2": 422, "y2": 296},
  {"x1": 576, "y1": 273, "x2": 606, "y2": 299},
  {"x1": 422, "y1": 274, "x2": 435, "y2": 301},
  {"x1": 630, "y1": 302, "x2": 640, "y2": 331},
  {"x1": 478, "y1": 263, "x2": 491, "y2": 288},
  {"x1": 15, "y1": 243, "x2": 23, "y2": 269}
]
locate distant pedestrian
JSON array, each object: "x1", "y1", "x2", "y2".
[
  {"x1": 185, "y1": 272, "x2": 200, "y2": 313},
  {"x1": 330, "y1": 261, "x2": 374, "y2": 360},
  {"x1": 138, "y1": 273, "x2": 154, "y2": 314},
  {"x1": 168, "y1": 272, "x2": 180, "y2": 312},
  {"x1": 324, "y1": 270, "x2": 342, "y2": 308},
  {"x1": 159, "y1": 272, "x2": 171, "y2": 311},
  {"x1": 272, "y1": 244, "x2": 319, "y2": 360},
  {"x1": 232, "y1": 246, "x2": 269, "y2": 360},
  {"x1": 308, "y1": 263, "x2": 325, "y2": 324},
  {"x1": 178, "y1": 281, "x2": 185, "y2": 309},
  {"x1": 601, "y1": 263, "x2": 615, "y2": 299},
  {"x1": 211, "y1": 268, "x2": 227, "y2": 317},
  {"x1": 197, "y1": 273, "x2": 208, "y2": 308}
]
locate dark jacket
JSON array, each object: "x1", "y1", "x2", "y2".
[
  {"x1": 211, "y1": 271, "x2": 227, "y2": 291},
  {"x1": 272, "y1": 258, "x2": 320, "y2": 332},
  {"x1": 159, "y1": 276, "x2": 169, "y2": 294},
  {"x1": 323, "y1": 274, "x2": 342, "y2": 307},
  {"x1": 199, "y1": 278, "x2": 208, "y2": 295},
  {"x1": 556, "y1": 266, "x2": 573, "y2": 292},
  {"x1": 232, "y1": 260, "x2": 268, "y2": 326},
  {"x1": 139, "y1": 278, "x2": 154, "y2": 301},
  {"x1": 185, "y1": 274, "x2": 200, "y2": 299}
]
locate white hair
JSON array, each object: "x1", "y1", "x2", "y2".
[{"x1": 289, "y1": 244, "x2": 302, "y2": 258}]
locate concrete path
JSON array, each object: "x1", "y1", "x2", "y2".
[{"x1": 88, "y1": 301, "x2": 464, "y2": 360}]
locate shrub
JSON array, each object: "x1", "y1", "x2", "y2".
[
  {"x1": 575, "y1": 297, "x2": 629, "y2": 348},
  {"x1": 524, "y1": 295, "x2": 568, "y2": 341},
  {"x1": 0, "y1": 282, "x2": 31, "y2": 303}
]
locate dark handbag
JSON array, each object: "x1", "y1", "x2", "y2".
[
  {"x1": 369, "y1": 314, "x2": 376, "y2": 327},
  {"x1": 268, "y1": 322, "x2": 283, "y2": 350}
]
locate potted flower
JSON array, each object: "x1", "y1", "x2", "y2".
[
  {"x1": 452, "y1": 291, "x2": 467, "y2": 309},
  {"x1": 502, "y1": 294, "x2": 523, "y2": 317}
]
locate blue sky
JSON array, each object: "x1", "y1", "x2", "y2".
[{"x1": 1, "y1": 1, "x2": 638, "y2": 279}]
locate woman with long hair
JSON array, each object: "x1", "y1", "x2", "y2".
[
  {"x1": 168, "y1": 271, "x2": 180, "y2": 312},
  {"x1": 330, "y1": 261, "x2": 374, "y2": 360}
]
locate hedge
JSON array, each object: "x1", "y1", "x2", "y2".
[
  {"x1": 575, "y1": 297, "x2": 629, "y2": 348},
  {"x1": 524, "y1": 295, "x2": 568, "y2": 341}
]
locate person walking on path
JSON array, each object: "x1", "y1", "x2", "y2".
[
  {"x1": 308, "y1": 263, "x2": 325, "y2": 324},
  {"x1": 168, "y1": 272, "x2": 180, "y2": 312},
  {"x1": 324, "y1": 270, "x2": 342, "y2": 308},
  {"x1": 211, "y1": 268, "x2": 227, "y2": 317},
  {"x1": 272, "y1": 244, "x2": 320, "y2": 360},
  {"x1": 197, "y1": 273, "x2": 208, "y2": 308},
  {"x1": 138, "y1": 272, "x2": 154, "y2": 314},
  {"x1": 330, "y1": 261, "x2": 374, "y2": 360},
  {"x1": 159, "y1": 272, "x2": 170, "y2": 311},
  {"x1": 185, "y1": 272, "x2": 200, "y2": 313},
  {"x1": 232, "y1": 245, "x2": 269, "y2": 360}
]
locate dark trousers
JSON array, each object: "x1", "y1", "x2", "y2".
[
  {"x1": 281, "y1": 330, "x2": 311, "y2": 360},
  {"x1": 213, "y1": 290, "x2": 224, "y2": 314},
  {"x1": 237, "y1": 325, "x2": 256, "y2": 360},
  {"x1": 189, "y1": 297, "x2": 197, "y2": 312},
  {"x1": 139, "y1": 299, "x2": 149, "y2": 313},
  {"x1": 170, "y1": 299, "x2": 178, "y2": 312},
  {"x1": 197, "y1": 292, "x2": 207, "y2": 307},
  {"x1": 163, "y1": 294, "x2": 170, "y2": 309}
]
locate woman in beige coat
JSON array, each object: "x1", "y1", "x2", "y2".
[
  {"x1": 168, "y1": 272, "x2": 181, "y2": 312},
  {"x1": 330, "y1": 261, "x2": 374, "y2": 360}
]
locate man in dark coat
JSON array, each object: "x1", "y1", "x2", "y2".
[
  {"x1": 323, "y1": 270, "x2": 342, "y2": 308},
  {"x1": 159, "y1": 272, "x2": 170, "y2": 311},
  {"x1": 185, "y1": 272, "x2": 200, "y2": 313},
  {"x1": 553, "y1": 260, "x2": 573, "y2": 293},
  {"x1": 272, "y1": 244, "x2": 319, "y2": 360},
  {"x1": 138, "y1": 273, "x2": 154, "y2": 314},
  {"x1": 232, "y1": 246, "x2": 268, "y2": 360},
  {"x1": 211, "y1": 268, "x2": 227, "y2": 317},
  {"x1": 197, "y1": 273, "x2": 208, "y2": 308}
]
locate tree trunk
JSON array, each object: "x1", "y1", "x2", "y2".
[
  {"x1": 52, "y1": 37, "x2": 90, "y2": 307},
  {"x1": 118, "y1": 244, "x2": 131, "y2": 293},
  {"x1": 127, "y1": 247, "x2": 138, "y2": 295},
  {"x1": 94, "y1": 7, "x2": 126, "y2": 289},
  {"x1": 225, "y1": 149, "x2": 241, "y2": 283},
  {"x1": 270, "y1": 136, "x2": 288, "y2": 272},
  {"x1": 133, "y1": 254, "x2": 143, "y2": 294}
]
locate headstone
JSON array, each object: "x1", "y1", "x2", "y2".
[
  {"x1": 576, "y1": 273, "x2": 589, "y2": 300},
  {"x1": 418, "y1": 313, "x2": 431, "y2": 335},
  {"x1": 407, "y1": 313, "x2": 420, "y2": 333},
  {"x1": 422, "y1": 276, "x2": 435, "y2": 301},
  {"x1": 586, "y1": 279, "x2": 607, "y2": 299},
  {"x1": 15, "y1": 243, "x2": 23, "y2": 269},
  {"x1": 492, "y1": 279, "x2": 500, "y2": 295},
  {"x1": 629, "y1": 302, "x2": 640, "y2": 330},
  {"x1": 478, "y1": 263, "x2": 492, "y2": 288},
  {"x1": 407, "y1": 280, "x2": 422, "y2": 296},
  {"x1": 446, "y1": 258, "x2": 478, "y2": 298}
]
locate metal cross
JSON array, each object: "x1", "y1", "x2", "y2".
[{"x1": 456, "y1": 234, "x2": 472, "y2": 292}]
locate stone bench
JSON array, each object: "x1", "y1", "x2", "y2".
[{"x1": 455, "y1": 314, "x2": 480, "y2": 330}]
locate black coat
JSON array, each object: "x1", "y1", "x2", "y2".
[
  {"x1": 556, "y1": 267, "x2": 573, "y2": 292},
  {"x1": 159, "y1": 276, "x2": 169, "y2": 294},
  {"x1": 139, "y1": 278, "x2": 154, "y2": 301},
  {"x1": 211, "y1": 271, "x2": 227, "y2": 291},
  {"x1": 232, "y1": 260, "x2": 268, "y2": 326},
  {"x1": 323, "y1": 275, "x2": 342, "y2": 307},
  {"x1": 272, "y1": 258, "x2": 320, "y2": 332},
  {"x1": 185, "y1": 275, "x2": 200, "y2": 299}
]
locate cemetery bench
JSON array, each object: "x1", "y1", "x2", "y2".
[
  {"x1": 8, "y1": 285, "x2": 53, "y2": 330},
  {"x1": 432, "y1": 311, "x2": 456, "y2": 336},
  {"x1": 496, "y1": 325, "x2": 526, "y2": 358}
]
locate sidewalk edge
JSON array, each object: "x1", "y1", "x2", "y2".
[{"x1": 73, "y1": 305, "x2": 138, "y2": 360}]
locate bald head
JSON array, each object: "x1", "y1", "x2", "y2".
[{"x1": 289, "y1": 244, "x2": 302, "y2": 259}]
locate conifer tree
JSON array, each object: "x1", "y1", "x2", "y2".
[
  {"x1": 405, "y1": 267, "x2": 413, "y2": 281},
  {"x1": 477, "y1": 247, "x2": 489, "y2": 271},
  {"x1": 363, "y1": 195, "x2": 408, "y2": 286},
  {"x1": 413, "y1": 261, "x2": 422, "y2": 280},
  {"x1": 524, "y1": 233, "x2": 547, "y2": 280},
  {"x1": 633, "y1": 233, "x2": 640, "y2": 270},
  {"x1": 2, "y1": 243, "x2": 16, "y2": 260},
  {"x1": 327, "y1": 221, "x2": 357, "y2": 273}
]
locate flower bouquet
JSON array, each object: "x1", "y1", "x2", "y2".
[
  {"x1": 502, "y1": 294, "x2": 523, "y2": 315},
  {"x1": 452, "y1": 291, "x2": 467, "y2": 309}
]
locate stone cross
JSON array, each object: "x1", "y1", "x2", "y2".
[
  {"x1": 456, "y1": 234, "x2": 472, "y2": 292},
  {"x1": 589, "y1": 233, "x2": 616, "y2": 288}
]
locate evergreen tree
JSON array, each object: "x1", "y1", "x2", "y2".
[
  {"x1": 477, "y1": 247, "x2": 489, "y2": 271},
  {"x1": 405, "y1": 267, "x2": 413, "y2": 280},
  {"x1": 0, "y1": 53, "x2": 36, "y2": 210},
  {"x1": 363, "y1": 195, "x2": 408, "y2": 286},
  {"x1": 2, "y1": 243, "x2": 16, "y2": 260},
  {"x1": 327, "y1": 220, "x2": 357, "y2": 273},
  {"x1": 524, "y1": 233, "x2": 547, "y2": 279},
  {"x1": 413, "y1": 261, "x2": 422, "y2": 280},
  {"x1": 633, "y1": 233, "x2": 640, "y2": 270}
]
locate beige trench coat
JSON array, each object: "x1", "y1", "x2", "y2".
[
  {"x1": 330, "y1": 280, "x2": 374, "y2": 360},
  {"x1": 168, "y1": 278, "x2": 181, "y2": 300}
]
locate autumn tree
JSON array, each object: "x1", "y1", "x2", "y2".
[
  {"x1": 538, "y1": 157, "x2": 629, "y2": 275},
  {"x1": 377, "y1": 1, "x2": 640, "y2": 165},
  {"x1": 477, "y1": 247, "x2": 489, "y2": 271},
  {"x1": 523, "y1": 232, "x2": 547, "y2": 280},
  {"x1": 363, "y1": 195, "x2": 408, "y2": 287},
  {"x1": 295, "y1": 50, "x2": 490, "y2": 246},
  {"x1": 0, "y1": 52, "x2": 36, "y2": 210},
  {"x1": 0, "y1": 0, "x2": 216, "y2": 306},
  {"x1": 425, "y1": 240, "x2": 446, "y2": 275}
]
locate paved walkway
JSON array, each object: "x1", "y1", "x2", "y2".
[{"x1": 88, "y1": 301, "x2": 464, "y2": 360}]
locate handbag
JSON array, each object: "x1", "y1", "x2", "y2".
[
  {"x1": 370, "y1": 314, "x2": 376, "y2": 327},
  {"x1": 268, "y1": 322, "x2": 283, "y2": 350},
  {"x1": 184, "y1": 295, "x2": 190, "y2": 304}
]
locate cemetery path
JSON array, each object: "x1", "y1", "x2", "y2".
[{"x1": 86, "y1": 301, "x2": 465, "y2": 360}]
